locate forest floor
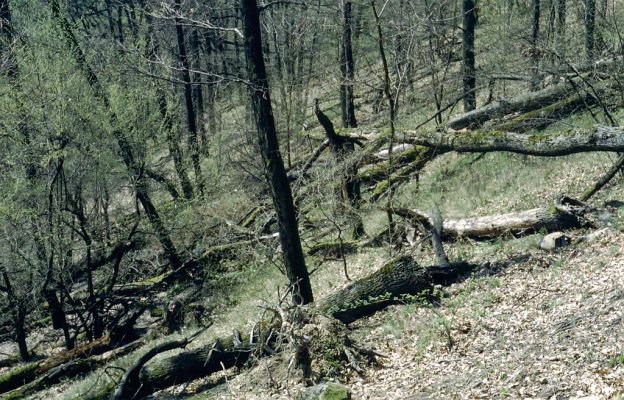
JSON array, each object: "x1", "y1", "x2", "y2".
[
  {"x1": 5, "y1": 123, "x2": 624, "y2": 400},
  {"x1": 149, "y1": 150, "x2": 624, "y2": 400}
]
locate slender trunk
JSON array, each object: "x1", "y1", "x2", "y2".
[
  {"x1": 1, "y1": 269, "x2": 29, "y2": 361},
  {"x1": 145, "y1": 12, "x2": 194, "y2": 199},
  {"x1": 462, "y1": 0, "x2": 477, "y2": 111},
  {"x1": 341, "y1": 0, "x2": 357, "y2": 128},
  {"x1": 241, "y1": 0, "x2": 313, "y2": 305},
  {"x1": 174, "y1": 0, "x2": 204, "y2": 196},
  {"x1": 531, "y1": 0, "x2": 540, "y2": 91},
  {"x1": 586, "y1": 0, "x2": 596, "y2": 63},
  {"x1": 371, "y1": 0, "x2": 397, "y2": 237},
  {"x1": 50, "y1": 0, "x2": 182, "y2": 271},
  {"x1": 557, "y1": 0, "x2": 566, "y2": 57},
  {"x1": 189, "y1": 29, "x2": 207, "y2": 151}
]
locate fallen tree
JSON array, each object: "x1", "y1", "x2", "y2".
[
  {"x1": 446, "y1": 77, "x2": 613, "y2": 130},
  {"x1": 490, "y1": 82, "x2": 611, "y2": 133},
  {"x1": 405, "y1": 125, "x2": 624, "y2": 157},
  {"x1": 1, "y1": 340, "x2": 143, "y2": 400},
  {"x1": 389, "y1": 197, "x2": 592, "y2": 240},
  {"x1": 86, "y1": 253, "x2": 481, "y2": 399},
  {"x1": 0, "y1": 335, "x2": 114, "y2": 394}
]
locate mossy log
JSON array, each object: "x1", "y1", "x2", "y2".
[
  {"x1": 1, "y1": 341, "x2": 143, "y2": 400},
  {"x1": 369, "y1": 148, "x2": 437, "y2": 201},
  {"x1": 0, "y1": 335, "x2": 113, "y2": 394},
  {"x1": 358, "y1": 145, "x2": 435, "y2": 186},
  {"x1": 446, "y1": 78, "x2": 596, "y2": 130},
  {"x1": 389, "y1": 197, "x2": 591, "y2": 240},
  {"x1": 405, "y1": 125, "x2": 624, "y2": 157},
  {"x1": 307, "y1": 240, "x2": 359, "y2": 258},
  {"x1": 490, "y1": 83, "x2": 610, "y2": 133},
  {"x1": 319, "y1": 256, "x2": 474, "y2": 324},
  {"x1": 123, "y1": 319, "x2": 279, "y2": 399}
]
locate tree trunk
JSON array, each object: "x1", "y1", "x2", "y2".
[
  {"x1": 1, "y1": 269, "x2": 29, "y2": 361},
  {"x1": 145, "y1": 11, "x2": 194, "y2": 200},
  {"x1": 241, "y1": 0, "x2": 313, "y2": 305},
  {"x1": 405, "y1": 125, "x2": 624, "y2": 157},
  {"x1": 314, "y1": 100, "x2": 365, "y2": 238},
  {"x1": 446, "y1": 77, "x2": 597, "y2": 130},
  {"x1": 371, "y1": 0, "x2": 398, "y2": 236},
  {"x1": 530, "y1": 0, "x2": 541, "y2": 91},
  {"x1": 557, "y1": 0, "x2": 566, "y2": 56},
  {"x1": 174, "y1": 0, "x2": 204, "y2": 196},
  {"x1": 390, "y1": 197, "x2": 590, "y2": 240},
  {"x1": 190, "y1": 29, "x2": 207, "y2": 151},
  {"x1": 462, "y1": 0, "x2": 477, "y2": 111},
  {"x1": 341, "y1": 0, "x2": 357, "y2": 128},
  {"x1": 585, "y1": 0, "x2": 596, "y2": 63}
]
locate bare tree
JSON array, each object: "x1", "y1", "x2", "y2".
[{"x1": 241, "y1": 0, "x2": 313, "y2": 305}]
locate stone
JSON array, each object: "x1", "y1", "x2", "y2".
[
  {"x1": 539, "y1": 232, "x2": 571, "y2": 250},
  {"x1": 297, "y1": 382, "x2": 352, "y2": 400}
]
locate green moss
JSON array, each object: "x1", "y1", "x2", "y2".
[
  {"x1": 320, "y1": 383, "x2": 351, "y2": 400},
  {"x1": 0, "y1": 361, "x2": 41, "y2": 393}
]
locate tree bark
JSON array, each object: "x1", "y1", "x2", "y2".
[
  {"x1": 174, "y1": 0, "x2": 204, "y2": 196},
  {"x1": 446, "y1": 77, "x2": 596, "y2": 130},
  {"x1": 241, "y1": 0, "x2": 313, "y2": 305},
  {"x1": 390, "y1": 197, "x2": 590, "y2": 240},
  {"x1": 314, "y1": 100, "x2": 365, "y2": 238},
  {"x1": 404, "y1": 125, "x2": 624, "y2": 157},
  {"x1": 340, "y1": 0, "x2": 357, "y2": 128},
  {"x1": 585, "y1": 0, "x2": 596, "y2": 63},
  {"x1": 462, "y1": 0, "x2": 477, "y2": 111}
]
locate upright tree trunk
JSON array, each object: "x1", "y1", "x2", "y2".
[
  {"x1": 585, "y1": 0, "x2": 596, "y2": 63},
  {"x1": 50, "y1": 0, "x2": 182, "y2": 271},
  {"x1": 189, "y1": 29, "x2": 207, "y2": 151},
  {"x1": 1, "y1": 269, "x2": 29, "y2": 361},
  {"x1": 557, "y1": 0, "x2": 566, "y2": 56},
  {"x1": 144, "y1": 12, "x2": 194, "y2": 200},
  {"x1": 174, "y1": 0, "x2": 205, "y2": 196},
  {"x1": 371, "y1": 0, "x2": 397, "y2": 236},
  {"x1": 530, "y1": 0, "x2": 541, "y2": 91},
  {"x1": 241, "y1": 0, "x2": 313, "y2": 305},
  {"x1": 340, "y1": 0, "x2": 357, "y2": 128},
  {"x1": 462, "y1": 0, "x2": 477, "y2": 112}
]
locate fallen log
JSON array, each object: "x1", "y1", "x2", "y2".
[
  {"x1": 389, "y1": 197, "x2": 592, "y2": 240},
  {"x1": 405, "y1": 125, "x2": 624, "y2": 157},
  {"x1": 1, "y1": 340, "x2": 143, "y2": 400},
  {"x1": 319, "y1": 256, "x2": 475, "y2": 324},
  {"x1": 114, "y1": 255, "x2": 475, "y2": 398},
  {"x1": 490, "y1": 82, "x2": 611, "y2": 133},
  {"x1": 0, "y1": 335, "x2": 113, "y2": 394},
  {"x1": 446, "y1": 78, "x2": 605, "y2": 130},
  {"x1": 358, "y1": 146, "x2": 435, "y2": 186},
  {"x1": 369, "y1": 148, "x2": 437, "y2": 201}
]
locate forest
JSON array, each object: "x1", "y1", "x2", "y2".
[{"x1": 0, "y1": 0, "x2": 623, "y2": 398}]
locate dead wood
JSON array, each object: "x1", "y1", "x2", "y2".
[
  {"x1": 0, "y1": 335, "x2": 113, "y2": 394},
  {"x1": 446, "y1": 77, "x2": 608, "y2": 130},
  {"x1": 318, "y1": 256, "x2": 475, "y2": 324},
  {"x1": 389, "y1": 197, "x2": 592, "y2": 240},
  {"x1": 580, "y1": 153, "x2": 624, "y2": 201},
  {"x1": 1, "y1": 341, "x2": 143, "y2": 400},
  {"x1": 405, "y1": 125, "x2": 624, "y2": 157}
]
